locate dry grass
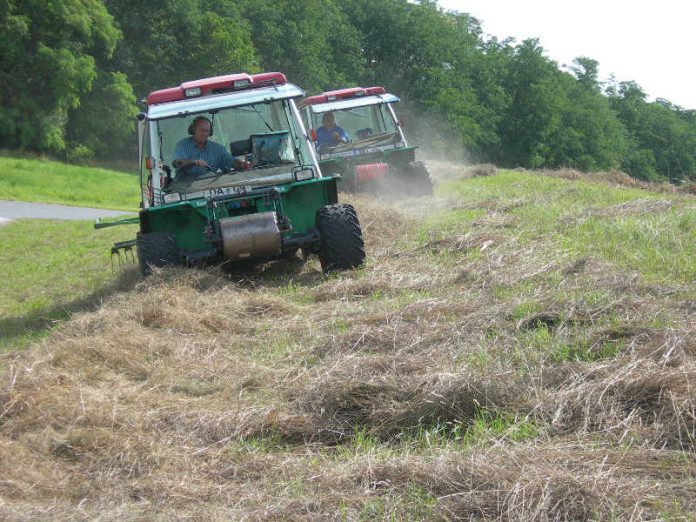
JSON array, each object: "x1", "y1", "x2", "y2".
[
  {"x1": 425, "y1": 161, "x2": 498, "y2": 181},
  {"x1": 2, "y1": 163, "x2": 695, "y2": 519},
  {"x1": 540, "y1": 166, "x2": 696, "y2": 197},
  {"x1": 544, "y1": 332, "x2": 696, "y2": 448}
]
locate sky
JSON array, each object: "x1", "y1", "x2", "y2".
[{"x1": 437, "y1": 0, "x2": 696, "y2": 110}]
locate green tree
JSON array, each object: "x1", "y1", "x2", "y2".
[
  {"x1": 105, "y1": 0, "x2": 260, "y2": 100},
  {"x1": 0, "y1": 0, "x2": 120, "y2": 153},
  {"x1": 570, "y1": 56, "x2": 600, "y2": 91},
  {"x1": 496, "y1": 39, "x2": 566, "y2": 168},
  {"x1": 66, "y1": 71, "x2": 138, "y2": 160},
  {"x1": 1, "y1": 0, "x2": 692, "y2": 175},
  {"x1": 608, "y1": 81, "x2": 696, "y2": 180},
  {"x1": 340, "y1": 1, "x2": 498, "y2": 160},
  {"x1": 239, "y1": 0, "x2": 364, "y2": 92},
  {"x1": 546, "y1": 57, "x2": 627, "y2": 171}
]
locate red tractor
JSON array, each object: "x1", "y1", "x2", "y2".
[{"x1": 300, "y1": 87, "x2": 432, "y2": 196}]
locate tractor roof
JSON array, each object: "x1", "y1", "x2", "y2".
[
  {"x1": 302, "y1": 86, "x2": 389, "y2": 106},
  {"x1": 304, "y1": 93, "x2": 400, "y2": 114},
  {"x1": 145, "y1": 72, "x2": 304, "y2": 120},
  {"x1": 147, "y1": 72, "x2": 288, "y2": 105}
]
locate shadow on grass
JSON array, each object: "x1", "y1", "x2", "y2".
[
  {"x1": 221, "y1": 253, "x2": 329, "y2": 289},
  {"x1": 0, "y1": 267, "x2": 142, "y2": 352},
  {"x1": 1, "y1": 253, "x2": 344, "y2": 352}
]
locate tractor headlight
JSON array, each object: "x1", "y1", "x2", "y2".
[
  {"x1": 163, "y1": 192, "x2": 181, "y2": 204},
  {"x1": 293, "y1": 168, "x2": 314, "y2": 182}
]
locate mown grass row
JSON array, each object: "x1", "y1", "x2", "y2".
[
  {"x1": 1, "y1": 167, "x2": 695, "y2": 519},
  {"x1": 432, "y1": 171, "x2": 696, "y2": 283}
]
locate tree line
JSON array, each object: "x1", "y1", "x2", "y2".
[{"x1": 1, "y1": 0, "x2": 694, "y2": 181}]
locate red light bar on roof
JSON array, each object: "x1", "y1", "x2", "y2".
[
  {"x1": 302, "y1": 86, "x2": 387, "y2": 106},
  {"x1": 251, "y1": 72, "x2": 287, "y2": 85},
  {"x1": 365, "y1": 86, "x2": 385, "y2": 95},
  {"x1": 146, "y1": 72, "x2": 288, "y2": 105}
]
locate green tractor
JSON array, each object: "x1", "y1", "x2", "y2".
[
  {"x1": 99, "y1": 72, "x2": 365, "y2": 275},
  {"x1": 300, "y1": 86, "x2": 432, "y2": 195}
]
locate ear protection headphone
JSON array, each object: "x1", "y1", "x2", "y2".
[{"x1": 188, "y1": 116, "x2": 214, "y2": 137}]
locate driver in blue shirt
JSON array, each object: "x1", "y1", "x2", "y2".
[
  {"x1": 173, "y1": 116, "x2": 234, "y2": 176},
  {"x1": 316, "y1": 112, "x2": 349, "y2": 149}
]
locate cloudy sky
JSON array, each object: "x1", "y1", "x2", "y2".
[{"x1": 437, "y1": 0, "x2": 695, "y2": 109}]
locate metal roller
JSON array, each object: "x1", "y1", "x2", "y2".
[{"x1": 220, "y1": 211, "x2": 281, "y2": 261}]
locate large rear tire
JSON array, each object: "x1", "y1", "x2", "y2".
[
  {"x1": 316, "y1": 204, "x2": 365, "y2": 273},
  {"x1": 136, "y1": 232, "x2": 180, "y2": 276}
]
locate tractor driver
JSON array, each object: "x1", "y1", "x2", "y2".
[
  {"x1": 316, "y1": 111, "x2": 349, "y2": 149},
  {"x1": 173, "y1": 116, "x2": 241, "y2": 176}
]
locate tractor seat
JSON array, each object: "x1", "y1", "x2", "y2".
[{"x1": 230, "y1": 138, "x2": 252, "y2": 157}]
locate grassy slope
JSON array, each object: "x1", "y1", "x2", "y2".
[
  {"x1": 0, "y1": 154, "x2": 140, "y2": 350},
  {"x1": 1, "y1": 166, "x2": 695, "y2": 520},
  {"x1": 0, "y1": 219, "x2": 138, "y2": 350},
  {"x1": 0, "y1": 154, "x2": 140, "y2": 210}
]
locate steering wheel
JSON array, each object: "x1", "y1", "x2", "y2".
[{"x1": 174, "y1": 159, "x2": 214, "y2": 173}]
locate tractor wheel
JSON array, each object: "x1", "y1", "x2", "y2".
[
  {"x1": 405, "y1": 161, "x2": 433, "y2": 196},
  {"x1": 316, "y1": 204, "x2": 365, "y2": 273},
  {"x1": 136, "y1": 232, "x2": 180, "y2": 275}
]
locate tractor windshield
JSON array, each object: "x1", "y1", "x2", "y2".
[
  {"x1": 149, "y1": 98, "x2": 314, "y2": 198},
  {"x1": 308, "y1": 102, "x2": 400, "y2": 150}
]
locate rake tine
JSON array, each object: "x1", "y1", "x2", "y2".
[{"x1": 109, "y1": 239, "x2": 137, "y2": 273}]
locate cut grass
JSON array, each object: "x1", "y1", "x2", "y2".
[
  {"x1": 1, "y1": 166, "x2": 696, "y2": 519},
  {"x1": 436, "y1": 170, "x2": 696, "y2": 283},
  {"x1": 564, "y1": 210, "x2": 696, "y2": 283},
  {"x1": 406, "y1": 411, "x2": 541, "y2": 450},
  {"x1": 0, "y1": 154, "x2": 140, "y2": 211}
]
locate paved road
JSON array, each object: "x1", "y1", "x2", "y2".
[{"x1": 0, "y1": 200, "x2": 136, "y2": 225}]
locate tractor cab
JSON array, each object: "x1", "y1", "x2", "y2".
[
  {"x1": 301, "y1": 87, "x2": 406, "y2": 160},
  {"x1": 300, "y1": 87, "x2": 431, "y2": 195},
  {"x1": 140, "y1": 72, "x2": 320, "y2": 208}
]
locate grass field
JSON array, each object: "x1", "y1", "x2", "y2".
[
  {"x1": 0, "y1": 154, "x2": 140, "y2": 210},
  {"x1": 1, "y1": 164, "x2": 695, "y2": 519},
  {"x1": 0, "y1": 219, "x2": 138, "y2": 351}
]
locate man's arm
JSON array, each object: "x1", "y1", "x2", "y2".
[
  {"x1": 173, "y1": 139, "x2": 212, "y2": 171},
  {"x1": 173, "y1": 158, "x2": 209, "y2": 169},
  {"x1": 336, "y1": 126, "x2": 349, "y2": 143},
  {"x1": 315, "y1": 128, "x2": 328, "y2": 147},
  {"x1": 211, "y1": 141, "x2": 239, "y2": 172},
  {"x1": 173, "y1": 140, "x2": 205, "y2": 170}
]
